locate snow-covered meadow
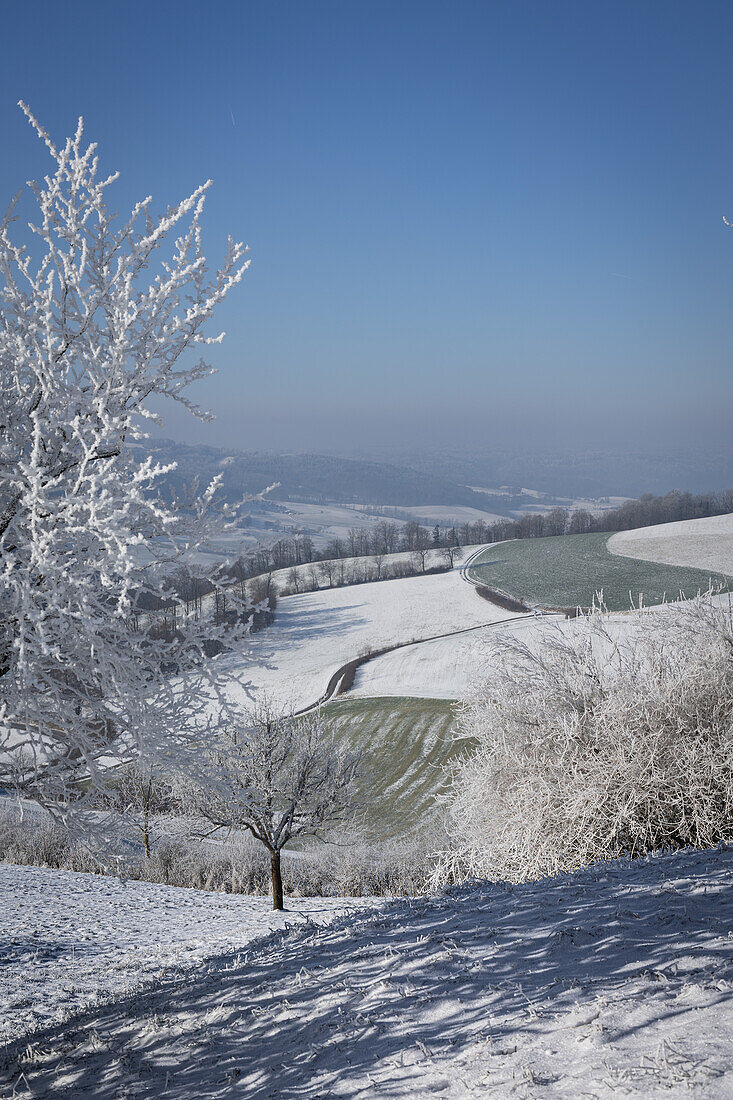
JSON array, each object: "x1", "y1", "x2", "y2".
[
  {"x1": 2, "y1": 848, "x2": 731, "y2": 1097},
  {"x1": 349, "y1": 590, "x2": 733, "y2": 701},
  {"x1": 224, "y1": 557, "x2": 527, "y2": 710},
  {"x1": 609, "y1": 512, "x2": 733, "y2": 575},
  {"x1": 0, "y1": 865, "x2": 370, "y2": 1046},
  {"x1": 349, "y1": 612, "x2": 558, "y2": 699}
]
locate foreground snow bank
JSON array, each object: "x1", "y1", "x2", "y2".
[
  {"x1": 2, "y1": 848, "x2": 731, "y2": 1097},
  {"x1": 609, "y1": 513, "x2": 733, "y2": 576},
  {"x1": 0, "y1": 865, "x2": 371, "y2": 1046}
]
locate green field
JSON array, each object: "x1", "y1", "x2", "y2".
[
  {"x1": 321, "y1": 696, "x2": 467, "y2": 839},
  {"x1": 467, "y1": 533, "x2": 730, "y2": 613}
]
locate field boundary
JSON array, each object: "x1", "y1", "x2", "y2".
[{"x1": 461, "y1": 533, "x2": 730, "y2": 615}]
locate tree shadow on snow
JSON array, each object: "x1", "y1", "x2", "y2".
[{"x1": 2, "y1": 848, "x2": 732, "y2": 1098}]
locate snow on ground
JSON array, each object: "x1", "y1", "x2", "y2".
[
  {"x1": 383, "y1": 504, "x2": 506, "y2": 525},
  {"x1": 350, "y1": 613, "x2": 555, "y2": 699},
  {"x1": 0, "y1": 865, "x2": 370, "y2": 1046},
  {"x1": 223, "y1": 560, "x2": 527, "y2": 710},
  {"x1": 2, "y1": 848, "x2": 731, "y2": 1097},
  {"x1": 609, "y1": 513, "x2": 733, "y2": 576},
  {"x1": 349, "y1": 593, "x2": 732, "y2": 701},
  {"x1": 269, "y1": 500, "x2": 407, "y2": 546},
  {"x1": 191, "y1": 501, "x2": 413, "y2": 564}
]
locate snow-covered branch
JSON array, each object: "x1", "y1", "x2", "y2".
[
  {"x1": 0, "y1": 106, "x2": 250, "y2": 828},
  {"x1": 437, "y1": 594, "x2": 733, "y2": 884}
]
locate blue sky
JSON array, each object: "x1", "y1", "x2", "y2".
[{"x1": 1, "y1": 1, "x2": 732, "y2": 458}]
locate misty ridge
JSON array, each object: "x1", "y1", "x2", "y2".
[
  {"x1": 145, "y1": 437, "x2": 733, "y2": 511},
  {"x1": 145, "y1": 439, "x2": 507, "y2": 510}
]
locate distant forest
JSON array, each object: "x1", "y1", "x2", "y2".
[{"x1": 484, "y1": 487, "x2": 733, "y2": 542}]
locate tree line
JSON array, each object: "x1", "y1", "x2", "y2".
[
  {"x1": 463, "y1": 487, "x2": 733, "y2": 545},
  {"x1": 221, "y1": 487, "x2": 733, "y2": 592}
]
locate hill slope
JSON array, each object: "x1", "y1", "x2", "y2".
[
  {"x1": 467, "y1": 533, "x2": 730, "y2": 611},
  {"x1": 609, "y1": 513, "x2": 733, "y2": 575},
  {"x1": 146, "y1": 439, "x2": 500, "y2": 509},
  {"x1": 3, "y1": 847, "x2": 731, "y2": 1097}
]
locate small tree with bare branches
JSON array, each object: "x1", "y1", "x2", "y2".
[
  {"x1": 191, "y1": 703, "x2": 361, "y2": 909},
  {"x1": 97, "y1": 761, "x2": 177, "y2": 858}
]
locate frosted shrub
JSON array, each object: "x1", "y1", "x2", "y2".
[
  {"x1": 438, "y1": 594, "x2": 733, "y2": 884},
  {"x1": 0, "y1": 812, "x2": 439, "y2": 896}
]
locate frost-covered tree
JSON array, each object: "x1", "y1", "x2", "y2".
[
  {"x1": 95, "y1": 760, "x2": 177, "y2": 858},
  {"x1": 0, "y1": 105, "x2": 249, "y2": 823},
  {"x1": 437, "y1": 595, "x2": 733, "y2": 884},
  {"x1": 191, "y1": 702, "x2": 361, "y2": 909}
]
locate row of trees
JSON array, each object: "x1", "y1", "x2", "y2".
[
  {"x1": 229, "y1": 519, "x2": 461, "y2": 581},
  {"x1": 137, "y1": 567, "x2": 278, "y2": 647},
  {"x1": 475, "y1": 487, "x2": 733, "y2": 546},
  {"x1": 278, "y1": 545, "x2": 460, "y2": 595},
  {"x1": 224, "y1": 488, "x2": 733, "y2": 597}
]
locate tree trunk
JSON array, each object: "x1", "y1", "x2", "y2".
[
  {"x1": 270, "y1": 849, "x2": 284, "y2": 911},
  {"x1": 143, "y1": 807, "x2": 151, "y2": 859}
]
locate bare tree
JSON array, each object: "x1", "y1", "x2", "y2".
[
  {"x1": 97, "y1": 761, "x2": 176, "y2": 858},
  {"x1": 307, "y1": 563, "x2": 321, "y2": 591},
  {"x1": 191, "y1": 703, "x2": 361, "y2": 909},
  {"x1": 248, "y1": 573, "x2": 274, "y2": 605},
  {"x1": 286, "y1": 566, "x2": 301, "y2": 594},
  {"x1": 411, "y1": 547, "x2": 430, "y2": 574},
  {"x1": 318, "y1": 559, "x2": 337, "y2": 588},
  {"x1": 443, "y1": 544, "x2": 461, "y2": 568},
  {"x1": 568, "y1": 508, "x2": 595, "y2": 535},
  {"x1": 346, "y1": 527, "x2": 360, "y2": 557},
  {"x1": 543, "y1": 507, "x2": 569, "y2": 537}
]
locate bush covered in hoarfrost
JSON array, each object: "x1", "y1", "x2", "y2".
[
  {"x1": 0, "y1": 813, "x2": 439, "y2": 897},
  {"x1": 437, "y1": 594, "x2": 733, "y2": 884}
]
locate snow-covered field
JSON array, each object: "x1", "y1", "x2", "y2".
[
  {"x1": 226, "y1": 560, "x2": 527, "y2": 709},
  {"x1": 350, "y1": 613, "x2": 555, "y2": 699},
  {"x1": 384, "y1": 504, "x2": 506, "y2": 525},
  {"x1": 2, "y1": 849, "x2": 731, "y2": 1097},
  {"x1": 269, "y1": 500, "x2": 406, "y2": 545},
  {"x1": 349, "y1": 592, "x2": 733, "y2": 701},
  {"x1": 0, "y1": 865, "x2": 369, "y2": 1046},
  {"x1": 609, "y1": 513, "x2": 733, "y2": 576},
  {"x1": 192, "y1": 500, "x2": 414, "y2": 564}
]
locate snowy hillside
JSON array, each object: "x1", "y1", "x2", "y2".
[
  {"x1": 349, "y1": 612, "x2": 557, "y2": 699},
  {"x1": 0, "y1": 865, "x2": 368, "y2": 1046},
  {"x1": 1, "y1": 849, "x2": 731, "y2": 1097},
  {"x1": 349, "y1": 591, "x2": 733, "y2": 701},
  {"x1": 609, "y1": 513, "x2": 733, "y2": 575},
  {"x1": 225, "y1": 559, "x2": 527, "y2": 709}
]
